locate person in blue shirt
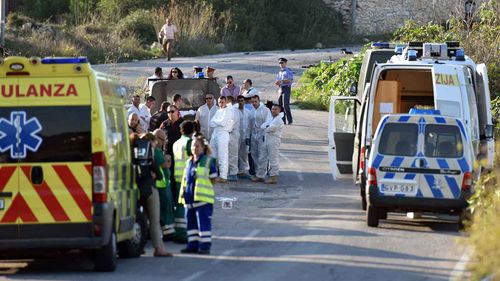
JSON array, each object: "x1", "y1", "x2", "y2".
[
  {"x1": 179, "y1": 134, "x2": 217, "y2": 254},
  {"x1": 275, "y1": 57, "x2": 294, "y2": 125}
]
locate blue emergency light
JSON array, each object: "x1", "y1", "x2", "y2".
[
  {"x1": 41, "y1": 57, "x2": 89, "y2": 64},
  {"x1": 371, "y1": 42, "x2": 390, "y2": 49},
  {"x1": 455, "y1": 48, "x2": 465, "y2": 61},
  {"x1": 395, "y1": 46, "x2": 404, "y2": 55},
  {"x1": 407, "y1": 50, "x2": 418, "y2": 61},
  {"x1": 409, "y1": 108, "x2": 442, "y2": 115}
]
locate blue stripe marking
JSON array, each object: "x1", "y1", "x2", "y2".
[
  {"x1": 437, "y1": 158, "x2": 449, "y2": 169},
  {"x1": 416, "y1": 189, "x2": 423, "y2": 197},
  {"x1": 424, "y1": 175, "x2": 444, "y2": 198},
  {"x1": 445, "y1": 176, "x2": 460, "y2": 198},
  {"x1": 398, "y1": 115, "x2": 410, "y2": 122},
  {"x1": 457, "y1": 121, "x2": 467, "y2": 141},
  {"x1": 384, "y1": 172, "x2": 395, "y2": 179},
  {"x1": 391, "y1": 157, "x2": 404, "y2": 167},
  {"x1": 379, "y1": 117, "x2": 389, "y2": 130},
  {"x1": 404, "y1": 173, "x2": 416, "y2": 180},
  {"x1": 457, "y1": 157, "x2": 470, "y2": 173},
  {"x1": 372, "y1": 154, "x2": 384, "y2": 169},
  {"x1": 434, "y1": 117, "x2": 447, "y2": 124}
]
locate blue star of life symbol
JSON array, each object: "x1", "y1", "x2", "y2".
[{"x1": 0, "y1": 111, "x2": 43, "y2": 159}]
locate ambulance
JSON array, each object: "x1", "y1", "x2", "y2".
[
  {"x1": 365, "y1": 111, "x2": 474, "y2": 228},
  {"x1": 328, "y1": 42, "x2": 495, "y2": 210},
  {"x1": 0, "y1": 56, "x2": 143, "y2": 271}
]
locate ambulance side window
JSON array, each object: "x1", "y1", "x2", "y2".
[
  {"x1": 424, "y1": 125, "x2": 463, "y2": 158},
  {"x1": 378, "y1": 123, "x2": 418, "y2": 156},
  {"x1": 105, "y1": 107, "x2": 119, "y2": 163}
]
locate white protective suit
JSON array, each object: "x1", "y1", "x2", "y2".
[
  {"x1": 195, "y1": 104, "x2": 218, "y2": 141},
  {"x1": 257, "y1": 112, "x2": 284, "y2": 178},
  {"x1": 228, "y1": 103, "x2": 241, "y2": 177},
  {"x1": 209, "y1": 106, "x2": 233, "y2": 179},
  {"x1": 251, "y1": 103, "x2": 272, "y2": 178},
  {"x1": 238, "y1": 105, "x2": 253, "y2": 174}
]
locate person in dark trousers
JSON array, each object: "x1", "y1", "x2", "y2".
[
  {"x1": 275, "y1": 57, "x2": 294, "y2": 125},
  {"x1": 179, "y1": 135, "x2": 217, "y2": 255},
  {"x1": 149, "y1": 101, "x2": 171, "y2": 131}
]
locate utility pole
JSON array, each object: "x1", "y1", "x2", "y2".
[{"x1": 0, "y1": 0, "x2": 5, "y2": 48}]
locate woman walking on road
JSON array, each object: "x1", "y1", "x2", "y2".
[{"x1": 179, "y1": 135, "x2": 217, "y2": 254}]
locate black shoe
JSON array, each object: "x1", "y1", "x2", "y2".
[
  {"x1": 180, "y1": 248, "x2": 199, "y2": 254},
  {"x1": 163, "y1": 234, "x2": 174, "y2": 241},
  {"x1": 198, "y1": 249, "x2": 210, "y2": 255},
  {"x1": 173, "y1": 237, "x2": 188, "y2": 244}
]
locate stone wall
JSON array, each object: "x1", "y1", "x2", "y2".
[{"x1": 323, "y1": 0, "x2": 486, "y2": 35}]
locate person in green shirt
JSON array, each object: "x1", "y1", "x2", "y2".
[{"x1": 153, "y1": 129, "x2": 176, "y2": 239}]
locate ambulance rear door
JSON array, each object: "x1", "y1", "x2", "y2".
[
  {"x1": 328, "y1": 96, "x2": 360, "y2": 180},
  {"x1": 16, "y1": 76, "x2": 93, "y2": 239},
  {"x1": 432, "y1": 64, "x2": 465, "y2": 122}
]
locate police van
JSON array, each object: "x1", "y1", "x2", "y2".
[
  {"x1": 365, "y1": 111, "x2": 474, "y2": 227},
  {"x1": 0, "y1": 56, "x2": 143, "y2": 271},
  {"x1": 328, "y1": 42, "x2": 494, "y2": 210}
]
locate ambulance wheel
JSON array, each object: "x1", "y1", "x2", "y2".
[
  {"x1": 95, "y1": 227, "x2": 117, "y2": 272},
  {"x1": 118, "y1": 211, "x2": 147, "y2": 258},
  {"x1": 366, "y1": 204, "x2": 379, "y2": 227}
]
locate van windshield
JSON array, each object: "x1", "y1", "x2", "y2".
[
  {"x1": 424, "y1": 124, "x2": 463, "y2": 158},
  {"x1": 378, "y1": 123, "x2": 418, "y2": 156}
]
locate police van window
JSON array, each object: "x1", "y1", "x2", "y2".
[
  {"x1": 378, "y1": 123, "x2": 418, "y2": 156},
  {"x1": 0, "y1": 107, "x2": 91, "y2": 163},
  {"x1": 424, "y1": 124, "x2": 463, "y2": 158}
]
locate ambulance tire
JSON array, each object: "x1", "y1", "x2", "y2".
[
  {"x1": 366, "y1": 203, "x2": 379, "y2": 227},
  {"x1": 118, "y1": 211, "x2": 147, "y2": 258},
  {"x1": 94, "y1": 226, "x2": 118, "y2": 272}
]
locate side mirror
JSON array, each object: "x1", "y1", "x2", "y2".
[{"x1": 349, "y1": 82, "x2": 358, "y2": 96}]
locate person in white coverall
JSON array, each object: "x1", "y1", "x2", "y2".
[
  {"x1": 237, "y1": 95, "x2": 253, "y2": 176},
  {"x1": 250, "y1": 95, "x2": 272, "y2": 182},
  {"x1": 209, "y1": 96, "x2": 233, "y2": 183},
  {"x1": 195, "y1": 93, "x2": 218, "y2": 141},
  {"x1": 226, "y1": 96, "x2": 241, "y2": 181},
  {"x1": 259, "y1": 105, "x2": 285, "y2": 184}
]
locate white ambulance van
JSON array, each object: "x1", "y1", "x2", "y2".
[
  {"x1": 328, "y1": 42, "x2": 494, "y2": 210},
  {"x1": 365, "y1": 111, "x2": 474, "y2": 228}
]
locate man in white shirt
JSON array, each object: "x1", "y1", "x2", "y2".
[
  {"x1": 138, "y1": 96, "x2": 156, "y2": 132},
  {"x1": 158, "y1": 18, "x2": 178, "y2": 61},
  {"x1": 195, "y1": 93, "x2": 218, "y2": 141},
  {"x1": 127, "y1": 95, "x2": 141, "y2": 118},
  {"x1": 143, "y1": 67, "x2": 164, "y2": 95}
]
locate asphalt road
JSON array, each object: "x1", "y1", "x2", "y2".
[{"x1": 0, "y1": 49, "x2": 469, "y2": 280}]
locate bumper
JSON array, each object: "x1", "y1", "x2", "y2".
[
  {"x1": 0, "y1": 202, "x2": 114, "y2": 251},
  {"x1": 368, "y1": 185, "x2": 471, "y2": 213}
]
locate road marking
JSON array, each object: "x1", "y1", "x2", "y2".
[
  {"x1": 240, "y1": 229, "x2": 261, "y2": 243},
  {"x1": 181, "y1": 270, "x2": 206, "y2": 281},
  {"x1": 279, "y1": 152, "x2": 304, "y2": 182},
  {"x1": 212, "y1": 249, "x2": 236, "y2": 264},
  {"x1": 449, "y1": 248, "x2": 471, "y2": 281}
]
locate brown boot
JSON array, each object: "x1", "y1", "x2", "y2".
[
  {"x1": 251, "y1": 176, "x2": 265, "y2": 182},
  {"x1": 265, "y1": 176, "x2": 278, "y2": 184}
]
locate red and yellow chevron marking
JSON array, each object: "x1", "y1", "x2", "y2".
[{"x1": 0, "y1": 163, "x2": 92, "y2": 224}]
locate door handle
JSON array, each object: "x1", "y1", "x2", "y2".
[
  {"x1": 419, "y1": 159, "x2": 425, "y2": 168},
  {"x1": 31, "y1": 166, "x2": 44, "y2": 185}
]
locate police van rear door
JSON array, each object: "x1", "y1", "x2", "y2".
[
  {"x1": 15, "y1": 74, "x2": 93, "y2": 239},
  {"x1": 328, "y1": 96, "x2": 360, "y2": 180},
  {"x1": 419, "y1": 118, "x2": 467, "y2": 200}
]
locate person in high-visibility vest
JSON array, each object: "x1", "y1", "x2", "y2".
[
  {"x1": 179, "y1": 134, "x2": 217, "y2": 254},
  {"x1": 153, "y1": 129, "x2": 175, "y2": 237},
  {"x1": 172, "y1": 120, "x2": 194, "y2": 243}
]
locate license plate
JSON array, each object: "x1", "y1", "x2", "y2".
[
  {"x1": 0, "y1": 198, "x2": 4, "y2": 210},
  {"x1": 382, "y1": 184, "x2": 416, "y2": 194}
]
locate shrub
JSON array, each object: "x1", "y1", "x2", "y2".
[{"x1": 116, "y1": 9, "x2": 156, "y2": 45}]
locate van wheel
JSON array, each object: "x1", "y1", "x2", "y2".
[
  {"x1": 118, "y1": 211, "x2": 147, "y2": 258},
  {"x1": 366, "y1": 203, "x2": 379, "y2": 227},
  {"x1": 360, "y1": 180, "x2": 367, "y2": 211},
  {"x1": 94, "y1": 227, "x2": 117, "y2": 272}
]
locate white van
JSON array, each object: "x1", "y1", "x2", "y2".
[
  {"x1": 328, "y1": 42, "x2": 494, "y2": 210},
  {"x1": 365, "y1": 111, "x2": 474, "y2": 228}
]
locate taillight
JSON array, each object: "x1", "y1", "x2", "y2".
[
  {"x1": 92, "y1": 152, "x2": 107, "y2": 203},
  {"x1": 360, "y1": 146, "x2": 366, "y2": 171},
  {"x1": 367, "y1": 167, "x2": 377, "y2": 186},
  {"x1": 461, "y1": 172, "x2": 472, "y2": 190}
]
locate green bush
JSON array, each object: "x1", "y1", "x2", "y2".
[{"x1": 116, "y1": 9, "x2": 156, "y2": 45}]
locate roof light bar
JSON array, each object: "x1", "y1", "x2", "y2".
[
  {"x1": 455, "y1": 48, "x2": 465, "y2": 61},
  {"x1": 407, "y1": 50, "x2": 418, "y2": 61},
  {"x1": 409, "y1": 108, "x2": 442, "y2": 115},
  {"x1": 41, "y1": 57, "x2": 89, "y2": 64}
]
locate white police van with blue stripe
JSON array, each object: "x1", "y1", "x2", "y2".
[{"x1": 365, "y1": 109, "x2": 474, "y2": 227}]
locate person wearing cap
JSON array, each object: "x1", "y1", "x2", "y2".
[
  {"x1": 193, "y1": 66, "x2": 204, "y2": 79},
  {"x1": 205, "y1": 66, "x2": 216, "y2": 80},
  {"x1": 195, "y1": 92, "x2": 218, "y2": 141},
  {"x1": 221, "y1": 75, "x2": 240, "y2": 100},
  {"x1": 143, "y1": 67, "x2": 164, "y2": 94},
  {"x1": 275, "y1": 58, "x2": 294, "y2": 125}
]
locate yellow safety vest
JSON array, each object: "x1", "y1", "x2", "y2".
[
  {"x1": 156, "y1": 168, "x2": 169, "y2": 189},
  {"x1": 179, "y1": 155, "x2": 215, "y2": 204},
  {"x1": 173, "y1": 135, "x2": 191, "y2": 183}
]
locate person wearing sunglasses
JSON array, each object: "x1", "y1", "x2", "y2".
[
  {"x1": 220, "y1": 75, "x2": 240, "y2": 100},
  {"x1": 167, "y1": 67, "x2": 184, "y2": 80},
  {"x1": 195, "y1": 93, "x2": 218, "y2": 142}
]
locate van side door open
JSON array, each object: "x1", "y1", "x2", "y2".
[{"x1": 328, "y1": 96, "x2": 360, "y2": 180}]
